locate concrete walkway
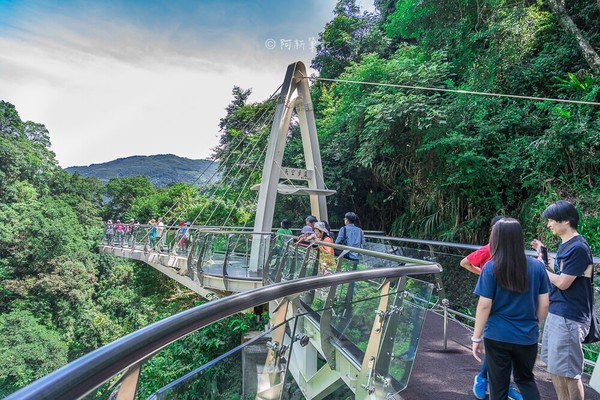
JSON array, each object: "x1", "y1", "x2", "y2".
[{"x1": 401, "y1": 311, "x2": 600, "y2": 399}]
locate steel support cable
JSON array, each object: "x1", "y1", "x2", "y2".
[
  {"x1": 218, "y1": 144, "x2": 269, "y2": 230},
  {"x1": 172, "y1": 110, "x2": 275, "y2": 230},
  {"x1": 306, "y1": 76, "x2": 600, "y2": 107},
  {"x1": 202, "y1": 139, "x2": 269, "y2": 228},
  {"x1": 179, "y1": 98, "x2": 277, "y2": 224},
  {"x1": 158, "y1": 89, "x2": 281, "y2": 229},
  {"x1": 187, "y1": 107, "x2": 276, "y2": 228},
  {"x1": 218, "y1": 182, "x2": 261, "y2": 252},
  {"x1": 137, "y1": 86, "x2": 282, "y2": 245}
]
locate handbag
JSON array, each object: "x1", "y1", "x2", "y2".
[{"x1": 583, "y1": 265, "x2": 600, "y2": 344}]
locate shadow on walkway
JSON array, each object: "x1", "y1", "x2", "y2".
[{"x1": 401, "y1": 311, "x2": 600, "y2": 399}]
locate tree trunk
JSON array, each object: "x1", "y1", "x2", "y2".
[{"x1": 546, "y1": 0, "x2": 600, "y2": 75}]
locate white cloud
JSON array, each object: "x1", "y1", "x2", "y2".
[{"x1": 0, "y1": 0, "x2": 342, "y2": 167}]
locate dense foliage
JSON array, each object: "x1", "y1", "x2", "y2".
[
  {"x1": 0, "y1": 101, "x2": 258, "y2": 397},
  {"x1": 216, "y1": 0, "x2": 600, "y2": 252}
]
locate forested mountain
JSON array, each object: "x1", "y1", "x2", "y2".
[{"x1": 65, "y1": 154, "x2": 219, "y2": 187}]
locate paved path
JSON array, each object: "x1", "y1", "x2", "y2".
[{"x1": 401, "y1": 311, "x2": 600, "y2": 399}]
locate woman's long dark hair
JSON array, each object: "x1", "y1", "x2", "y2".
[{"x1": 489, "y1": 218, "x2": 528, "y2": 293}]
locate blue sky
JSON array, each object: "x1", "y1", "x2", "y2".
[{"x1": 0, "y1": 0, "x2": 374, "y2": 167}]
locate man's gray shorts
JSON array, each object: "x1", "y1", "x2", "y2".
[{"x1": 541, "y1": 312, "x2": 589, "y2": 379}]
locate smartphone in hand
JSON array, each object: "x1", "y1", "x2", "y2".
[{"x1": 539, "y1": 246, "x2": 549, "y2": 267}]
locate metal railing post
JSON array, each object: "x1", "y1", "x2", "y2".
[
  {"x1": 111, "y1": 363, "x2": 142, "y2": 400},
  {"x1": 442, "y1": 298, "x2": 450, "y2": 350},
  {"x1": 222, "y1": 234, "x2": 233, "y2": 290}
]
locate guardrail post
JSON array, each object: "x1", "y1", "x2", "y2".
[
  {"x1": 442, "y1": 298, "x2": 450, "y2": 350},
  {"x1": 110, "y1": 363, "x2": 142, "y2": 400},
  {"x1": 196, "y1": 234, "x2": 208, "y2": 283},
  {"x1": 286, "y1": 242, "x2": 301, "y2": 279},
  {"x1": 222, "y1": 234, "x2": 233, "y2": 290},
  {"x1": 319, "y1": 279, "x2": 340, "y2": 370},
  {"x1": 261, "y1": 235, "x2": 277, "y2": 280},
  {"x1": 374, "y1": 276, "x2": 407, "y2": 376},
  {"x1": 257, "y1": 298, "x2": 290, "y2": 399},
  {"x1": 186, "y1": 239, "x2": 196, "y2": 280},
  {"x1": 273, "y1": 239, "x2": 293, "y2": 283},
  {"x1": 356, "y1": 280, "x2": 392, "y2": 399},
  {"x1": 297, "y1": 245, "x2": 313, "y2": 279}
]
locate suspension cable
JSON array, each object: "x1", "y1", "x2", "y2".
[
  {"x1": 200, "y1": 124, "x2": 271, "y2": 228},
  {"x1": 136, "y1": 85, "x2": 282, "y2": 246},
  {"x1": 175, "y1": 98, "x2": 276, "y2": 234},
  {"x1": 159, "y1": 86, "x2": 280, "y2": 224},
  {"x1": 218, "y1": 145, "x2": 269, "y2": 229},
  {"x1": 307, "y1": 76, "x2": 600, "y2": 107},
  {"x1": 159, "y1": 85, "x2": 282, "y2": 227}
]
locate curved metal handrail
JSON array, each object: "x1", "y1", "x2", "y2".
[
  {"x1": 7, "y1": 264, "x2": 441, "y2": 400},
  {"x1": 366, "y1": 234, "x2": 600, "y2": 263}
]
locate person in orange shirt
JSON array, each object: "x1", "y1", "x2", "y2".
[{"x1": 313, "y1": 221, "x2": 335, "y2": 274}]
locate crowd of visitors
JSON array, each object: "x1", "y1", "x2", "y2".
[
  {"x1": 103, "y1": 218, "x2": 191, "y2": 253},
  {"x1": 467, "y1": 200, "x2": 595, "y2": 400},
  {"x1": 103, "y1": 218, "x2": 140, "y2": 246},
  {"x1": 273, "y1": 211, "x2": 366, "y2": 274}
]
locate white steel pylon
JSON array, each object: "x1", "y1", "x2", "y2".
[{"x1": 249, "y1": 61, "x2": 335, "y2": 271}]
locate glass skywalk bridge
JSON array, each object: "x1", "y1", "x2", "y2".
[
  {"x1": 9, "y1": 227, "x2": 600, "y2": 399},
  {"x1": 7, "y1": 251, "x2": 441, "y2": 399}
]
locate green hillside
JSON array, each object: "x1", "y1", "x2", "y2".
[{"x1": 65, "y1": 154, "x2": 219, "y2": 187}]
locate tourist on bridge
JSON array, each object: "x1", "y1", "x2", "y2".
[
  {"x1": 104, "y1": 220, "x2": 114, "y2": 245},
  {"x1": 472, "y1": 218, "x2": 549, "y2": 400},
  {"x1": 532, "y1": 200, "x2": 594, "y2": 400},
  {"x1": 276, "y1": 219, "x2": 293, "y2": 247},
  {"x1": 312, "y1": 221, "x2": 335, "y2": 274},
  {"x1": 335, "y1": 212, "x2": 365, "y2": 261},
  {"x1": 157, "y1": 218, "x2": 165, "y2": 251},
  {"x1": 125, "y1": 218, "x2": 135, "y2": 247},
  {"x1": 178, "y1": 221, "x2": 190, "y2": 253},
  {"x1": 321, "y1": 220, "x2": 335, "y2": 241},
  {"x1": 335, "y1": 212, "x2": 366, "y2": 316},
  {"x1": 148, "y1": 219, "x2": 158, "y2": 249},
  {"x1": 114, "y1": 219, "x2": 125, "y2": 246},
  {"x1": 461, "y1": 216, "x2": 523, "y2": 400},
  {"x1": 297, "y1": 215, "x2": 318, "y2": 245}
]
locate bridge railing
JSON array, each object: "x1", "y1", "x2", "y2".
[
  {"x1": 6, "y1": 265, "x2": 441, "y2": 400},
  {"x1": 99, "y1": 228, "x2": 437, "y2": 289},
  {"x1": 363, "y1": 234, "x2": 600, "y2": 366}
]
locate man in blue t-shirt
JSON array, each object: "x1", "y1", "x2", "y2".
[
  {"x1": 335, "y1": 212, "x2": 365, "y2": 261},
  {"x1": 532, "y1": 200, "x2": 594, "y2": 399}
]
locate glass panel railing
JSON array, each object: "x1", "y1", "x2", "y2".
[
  {"x1": 141, "y1": 276, "x2": 432, "y2": 400},
  {"x1": 151, "y1": 328, "x2": 277, "y2": 400},
  {"x1": 384, "y1": 277, "x2": 434, "y2": 397},
  {"x1": 276, "y1": 243, "x2": 310, "y2": 282},
  {"x1": 366, "y1": 237, "x2": 476, "y2": 313},
  {"x1": 101, "y1": 229, "x2": 439, "y2": 288},
  {"x1": 191, "y1": 232, "x2": 271, "y2": 280},
  {"x1": 366, "y1": 236, "x2": 600, "y2": 370}
]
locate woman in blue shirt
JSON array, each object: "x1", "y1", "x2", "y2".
[{"x1": 472, "y1": 218, "x2": 550, "y2": 399}]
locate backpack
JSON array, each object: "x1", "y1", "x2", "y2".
[{"x1": 583, "y1": 262, "x2": 599, "y2": 344}]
